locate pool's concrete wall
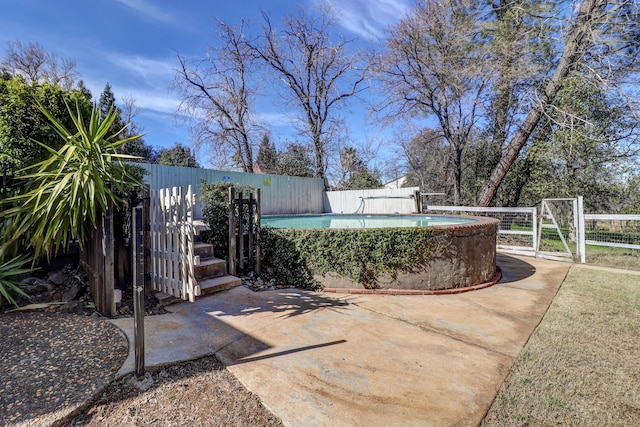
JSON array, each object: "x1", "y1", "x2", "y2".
[
  {"x1": 316, "y1": 216, "x2": 499, "y2": 291},
  {"x1": 138, "y1": 164, "x2": 325, "y2": 217},
  {"x1": 378, "y1": 216, "x2": 499, "y2": 290}
]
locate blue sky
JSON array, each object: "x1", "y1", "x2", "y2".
[{"x1": 0, "y1": 0, "x2": 413, "y2": 171}]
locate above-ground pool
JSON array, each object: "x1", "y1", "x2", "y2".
[
  {"x1": 262, "y1": 214, "x2": 499, "y2": 292},
  {"x1": 262, "y1": 214, "x2": 476, "y2": 229}
]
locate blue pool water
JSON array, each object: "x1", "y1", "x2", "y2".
[{"x1": 261, "y1": 214, "x2": 476, "y2": 229}]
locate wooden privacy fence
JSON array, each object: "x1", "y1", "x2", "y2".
[
  {"x1": 84, "y1": 201, "x2": 115, "y2": 317},
  {"x1": 150, "y1": 185, "x2": 199, "y2": 302}
]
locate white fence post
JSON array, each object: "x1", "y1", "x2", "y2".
[
  {"x1": 577, "y1": 196, "x2": 586, "y2": 264},
  {"x1": 532, "y1": 206, "x2": 538, "y2": 254}
]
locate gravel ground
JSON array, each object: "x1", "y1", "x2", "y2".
[
  {"x1": 63, "y1": 356, "x2": 284, "y2": 427},
  {"x1": 0, "y1": 309, "x2": 283, "y2": 427},
  {"x1": 0, "y1": 312, "x2": 128, "y2": 427}
]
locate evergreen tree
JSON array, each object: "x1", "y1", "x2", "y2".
[
  {"x1": 75, "y1": 80, "x2": 92, "y2": 101},
  {"x1": 0, "y1": 75, "x2": 92, "y2": 171},
  {"x1": 279, "y1": 143, "x2": 314, "y2": 178},
  {"x1": 98, "y1": 83, "x2": 116, "y2": 117},
  {"x1": 96, "y1": 83, "x2": 156, "y2": 163},
  {"x1": 339, "y1": 147, "x2": 382, "y2": 190},
  {"x1": 256, "y1": 133, "x2": 279, "y2": 174},
  {"x1": 158, "y1": 143, "x2": 199, "y2": 168}
]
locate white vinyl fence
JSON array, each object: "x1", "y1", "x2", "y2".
[
  {"x1": 324, "y1": 187, "x2": 420, "y2": 214},
  {"x1": 150, "y1": 185, "x2": 199, "y2": 302},
  {"x1": 424, "y1": 205, "x2": 537, "y2": 256}
]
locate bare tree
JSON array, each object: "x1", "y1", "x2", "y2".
[
  {"x1": 118, "y1": 93, "x2": 156, "y2": 162},
  {"x1": 120, "y1": 93, "x2": 143, "y2": 133},
  {"x1": 248, "y1": 7, "x2": 368, "y2": 184},
  {"x1": 175, "y1": 21, "x2": 257, "y2": 173},
  {"x1": 477, "y1": 0, "x2": 640, "y2": 206},
  {"x1": 1, "y1": 40, "x2": 78, "y2": 89},
  {"x1": 400, "y1": 128, "x2": 451, "y2": 197},
  {"x1": 377, "y1": 0, "x2": 491, "y2": 204},
  {"x1": 379, "y1": 0, "x2": 639, "y2": 206}
]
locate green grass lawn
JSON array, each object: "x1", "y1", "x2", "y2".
[
  {"x1": 586, "y1": 246, "x2": 640, "y2": 271},
  {"x1": 482, "y1": 266, "x2": 640, "y2": 426}
]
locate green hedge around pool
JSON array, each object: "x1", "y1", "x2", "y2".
[{"x1": 259, "y1": 216, "x2": 498, "y2": 290}]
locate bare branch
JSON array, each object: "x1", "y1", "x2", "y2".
[
  {"x1": 174, "y1": 20, "x2": 258, "y2": 172},
  {"x1": 248, "y1": 7, "x2": 369, "y2": 182},
  {"x1": 1, "y1": 40, "x2": 78, "y2": 89}
]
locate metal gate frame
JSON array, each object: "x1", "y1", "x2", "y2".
[{"x1": 536, "y1": 197, "x2": 586, "y2": 263}]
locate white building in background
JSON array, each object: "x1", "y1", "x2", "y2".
[{"x1": 383, "y1": 175, "x2": 407, "y2": 189}]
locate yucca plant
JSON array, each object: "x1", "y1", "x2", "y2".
[
  {"x1": 0, "y1": 100, "x2": 143, "y2": 258},
  {"x1": 0, "y1": 255, "x2": 31, "y2": 307}
]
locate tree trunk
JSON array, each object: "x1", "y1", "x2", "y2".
[
  {"x1": 452, "y1": 145, "x2": 463, "y2": 205},
  {"x1": 477, "y1": 0, "x2": 607, "y2": 206}
]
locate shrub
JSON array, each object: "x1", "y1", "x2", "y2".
[
  {"x1": 260, "y1": 226, "x2": 446, "y2": 289},
  {"x1": 259, "y1": 227, "x2": 317, "y2": 289},
  {"x1": 0, "y1": 100, "x2": 142, "y2": 259},
  {"x1": 0, "y1": 255, "x2": 31, "y2": 307}
]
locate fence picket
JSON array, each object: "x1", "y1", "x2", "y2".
[{"x1": 149, "y1": 185, "x2": 197, "y2": 301}]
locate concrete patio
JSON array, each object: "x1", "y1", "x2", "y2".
[{"x1": 111, "y1": 253, "x2": 570, "y2": 426}]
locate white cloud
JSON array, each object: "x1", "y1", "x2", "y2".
[
  {"x1": 112, "y1": 0, "x2": 176, "y2": 24},
  {"x1": 121, "y1": 89, "x2": 181, "y2": 114},
  {"x1": 104, "y1": 52, "x2": 176, "y2": 85},
  {"x1": 256, "y1": 111, "x2": 296, "y2": 128},
  {"x1": 323, "y1": 0, "x2": 411, "y2": 40},
  {"x1": 83, "y1": 75, "x2": 180, "y2": 115}
]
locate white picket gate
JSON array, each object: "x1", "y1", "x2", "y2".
[{"x1": 150, "y1": 185, "x2": 200, "y2": 302}]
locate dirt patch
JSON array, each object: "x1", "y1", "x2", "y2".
[
  {"x1": 482, "y1": 266, "x2": 640, "y2": 426},
  {"x1": 63, "y1": 355, "x2": 283, "y2": 427}
]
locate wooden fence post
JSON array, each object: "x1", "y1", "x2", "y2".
[
  {"x1": 255, "y1": 188, "x2": 261, "y2": 275},
  {"x1": 223, "y1": 187, "x2": 262, "y2": 276},
  {"x1": 228, "y1": 187, "x2": 237, "y2": 276},
  {"x1": 248, "y1": 192, "x2": 254, "y2": 269},
  {"x1": 238, "y1": 191, "x2": 245, "y2": 271},
  {"x1": 87, "y1": 223, "x2": 104, "y2": 315}
]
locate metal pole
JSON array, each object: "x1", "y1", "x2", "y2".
[
  {"x1": 103, "y1": 201, "x2": 115, "y2": 318},
  {"x1": 133, "y1": 204, "x2": 145, "y2": 379}
]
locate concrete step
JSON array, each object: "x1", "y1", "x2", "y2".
[
  {"x1": 194, "y1": 242, "x2": 214, "y2": 258},
  {"x1": 153, "y1": 291, "x2": 180, "y2": 305},
  {"x1": 198, "y1": 275, "x2": 242, "y2": 296},
  {"x1": 193, "y1": 219, "x2": 210, "y2": 235},
  {"x1": 195, "y1": 258, "x2": 227, "y2": 280}
]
